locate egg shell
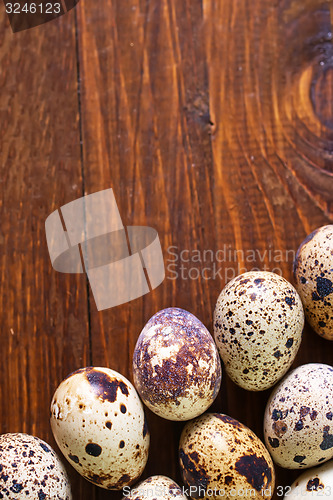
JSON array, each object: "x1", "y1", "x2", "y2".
[
  {"x1": 293, "y1": 225, "x2": 333, "y2": 340},
  {"x1": 50, "y1": 367, "x2": 150, "y2": 490},
  {"x1": 214, "y1": 271, "x2": 304, "y2": 391},
  {"x1": 132, "y1": 307, "x2": 222, "y2": 421},
  {"x1": 0, "y1": 433, "x2": 72, "y2": 499},
  {"x1": 264, "y1": 363, "x2": 333, "y2": 469},
  {"x1": 122, "y1": 475, "x2": 187, "y2": 500},
  {"x1": 179, "y1": 413, "x2": 275, "y2": 500},
  {"x1": 284, "y1": 459, "x2": 333, "y2": 498}
]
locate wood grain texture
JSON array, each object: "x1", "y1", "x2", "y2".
[
  {"x1": 0, "y1": 0, "x2": 333, "y2": 498},
  {"x1": 0, "y1": 7, "x2": 95, "y2": 498}
]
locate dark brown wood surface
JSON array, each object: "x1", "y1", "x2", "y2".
[{"x1": 0, "y1": 0, "x2": 332, "y2": 498}]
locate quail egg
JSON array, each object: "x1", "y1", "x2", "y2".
[
  {"x1": 284, "y1": 459, "x2": 333, "y2": 498},
  {"x1": 123, "y1": 475, "x2": 187, "y2": 500},
  {"x1": 0, "y1": 433, "x2": 72, "y2": 499},
  {"x1": 132, "y1": 307, "x2": 222, "y2": 421},
  {"x1": 179, "y1": 413, "x2": 275, "y2": 500},
  {"x1": 50, "y1": 367, "x2": 150, "y2": 489},
  {"x1": 213, "y1": 271, "x2": 304, "y2": 391},
  {"x1": 264, "y1": 363, "x2": 333, "y2": 469},
  {"x1": 293, "y1": 225, "x2": 333, "y2": 340}
]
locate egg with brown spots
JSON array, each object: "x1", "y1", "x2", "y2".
[
  {"x1": 264, "y1": 363, "x2": 333, "y2": 469},
  {"x1": 293, "y1": 225, "x2": 333, "y2": 340},
  {"x1": 132, "y1": 307, "x2": 222, "y2": 421},
  {"x1": 50, "y1": 367, "x2": 150, "y2": 489},
  {"x1": 179, "y1": 413, "x2": 275, "y2": 500},
  {"x1": 213, "y1": 271, "x2": 304, "y2": 391},
  {"x1": 284, "y1": 459, "x2": 333, "y2": 498},
  {"x1": 0, "y1": 433, "x2": 72, "y2": 499},
  {"x1": 122, "y1": 475, "x2": 187, "y2": 500}
]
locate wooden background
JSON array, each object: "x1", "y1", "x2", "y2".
[{"x1": 0, "y1": 0, "x2": 333, "y2": 498}]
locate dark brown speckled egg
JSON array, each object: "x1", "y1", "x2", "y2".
[
  {"x1": 132, "y1": 307, "x2": 222, "y2": 421},
  {"x1": 179, "y1": 413, "x2": 275, "y2": 500},
  {"x1": 0, "y1": 433, "x2": 72, "y2": 499},
  {"x1": 286, "y1": 459, "x2": 333, "y2": 498},
  {"x1": 50, "y1": 367, "x2": 150, "y2": 490},
  {"x1": 214, "y1": 271, "x2": 304, "y2": 391},
  {"x1": 264, "y1": 363, "x2": 333, "y2": 469},
  {"x1": 293, "y1": 225, "x2": 333, "y2": 340}
]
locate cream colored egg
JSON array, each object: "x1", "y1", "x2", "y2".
[
  {"x1": 293, "y1": 225, "x2": 333, "y2": 340},
  {"x1": 0, "y1": 433, "x2": 72, "y2": 498},
  {"x1": 284, "y1": 460, "x2": 333, "y2": 498},
  {"x1": 50, "y1": 367, "x2": 150, "y2": 489},
  {"x1": 179, "y1": 413, "x2": 275, "y2": 500},
  {"x1": 123, "y1": 475, "x2": 187, "y2": 500},
  {"x1": 264, "y1": 363, "x2": 333, "y2": 469},
  {"x1": 133, "y1": 307, "x2": 222, "y2": 421},
  {"x1": 214, "y1": 271, "x2": 304, "y2": 391}
]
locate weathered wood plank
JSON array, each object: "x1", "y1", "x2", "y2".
[
  {"x1": 204, "y1": 0, "x2": 333, "y2": 496},
  {"x1": 0, "y1": 0, "x2": 332, "y2": 497},
  {"x1": 0, "y1": 8, "x2": 95, "y2": 498}
]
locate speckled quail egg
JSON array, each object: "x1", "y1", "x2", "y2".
[
  {"x1": 284, "y1": 459, "x2": 333, "y2": 498},
  {"x1": 264, "y1": 363, "x2": 333, "y2": 469},
  {"x1": 132, "y1": 307, "x2": 222, "y2": 421},
  {"x1": 50, "y1": 367, "x2": 150, "y2": 489},
  {"x1": 179, "y1": 413, "x2": 275, "y2": 500},
  {"x1": 293, "y1": 225, "x2": 333, "y2": 340},
  {"x1": 122, "y1": 475, "x2": 187, "y2": 500},
  {"x1": 0, "y1": 433, "x2": 72, "y2": 499},
  {"x1": 213, "y1": 271, "x2": 304, "y2": 391}
]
